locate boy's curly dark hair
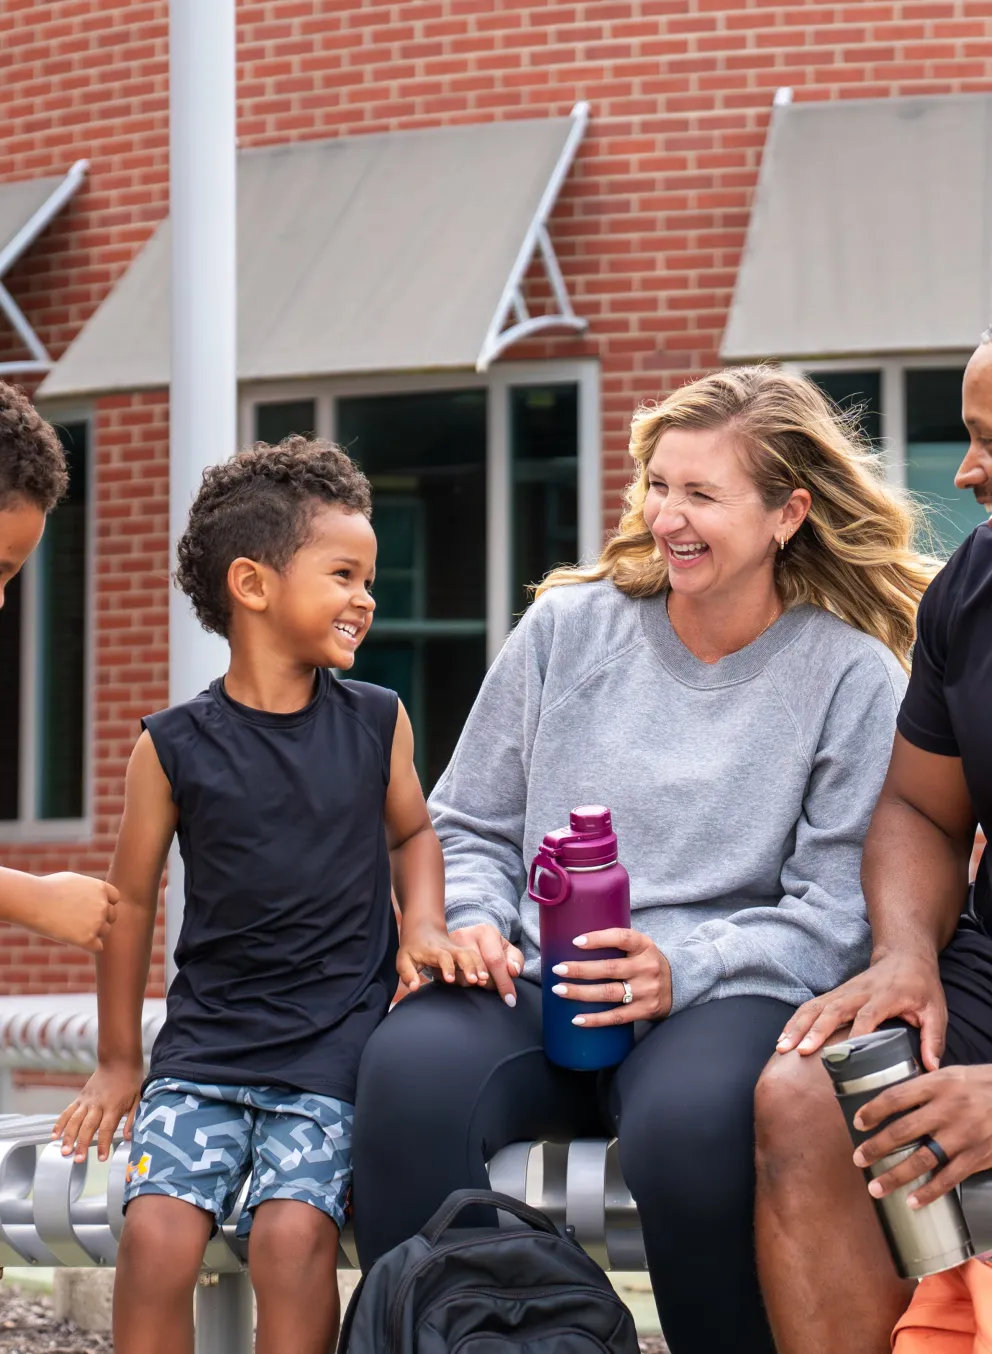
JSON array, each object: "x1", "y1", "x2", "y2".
[
  {"x1": 176, "y1": 436, "x2": 373, "y2": 637},
  {"x1": 0, "y1": 380, "x2": 69, "y2": 511}
]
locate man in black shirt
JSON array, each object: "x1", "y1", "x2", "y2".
[{"x1": 753, "y1": 337, "x2": 992, "y2": 1354}]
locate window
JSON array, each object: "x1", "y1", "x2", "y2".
[
  {"x1": 0, "y1": 418, "x2": 90, "y2": 836},
  {"x1": 338, "y1": 389, "x2": 488, "y2": 788},
  {"x1": 242, "y1": 363, "x2": 599, "y2": 788},
  {"x1": 805, "y1": 359, "x2": 984, "y2": 558},
  {"x1": 810, "y1": 371, "x2": 882, "y2": 446},
  {"x1": 254, "y1": 400, "x2": 316, "y2": 445},
  {"x1": 905, "y1": 369, "x2": 986, "y2": 557},
  {"x1": 511, "y1": 385, "x2": 579, "y2": 614}
]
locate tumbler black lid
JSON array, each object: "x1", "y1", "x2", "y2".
[{"x1": 820, "y1": 1027, "x2": 917, "y2": 1081}]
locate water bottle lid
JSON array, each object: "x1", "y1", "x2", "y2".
[
  {"x1": 821, "y1": 1027, "x2": 918, "y2": 1082},
  {"x1": 540, "y1": 805, "x2": 618, "y2": 869}
]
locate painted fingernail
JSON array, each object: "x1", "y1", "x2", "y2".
[
  {"x1": 868, "y1": 1180, "x2": 883, "y2": 1198},
  {"x1": 573, "y1": 936, "x2": 588, "y2": 947},
  {"x1": 572, "y1": 1015, "x2": 587, "y2": 1026},
  {"x1": 798, "y1": 1037, "x2": 813, "y2": 1050},
  {"x1": 907, "y1": 1194, "x2": 920, "y2": 1209},
  {"x1": 853, "y1": 1148, "x2": 867, "y2": 1167},
  {"x1": 552, "y1": 964, "x2": 568, "y2": 976},
  {"x1": 551, "y1": 984, "x2": 568, "y2": 996},
  {"x1": 503, "y1": 994, "x2": 516, "y2": 1009}
]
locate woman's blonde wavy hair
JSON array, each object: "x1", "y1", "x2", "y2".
[{"x1": 536, "y1": 365, "x2": 937, "y2": 669}]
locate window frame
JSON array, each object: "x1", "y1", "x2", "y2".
[
  {"x1": 787, "y1": 354, "x2": 973, "y2": 489},
  {"x1": 0, "y1": 403, "x2": 95, "y2": 844},
  {"x1": 241, "y1": 359, "x2": 602, "y2": 666}
]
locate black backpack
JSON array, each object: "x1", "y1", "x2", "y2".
[{"x1": 340, "y1": 1188, "x2": 641, "y2": 1353}]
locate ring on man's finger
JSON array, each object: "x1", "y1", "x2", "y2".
[
  {"x1": 924, "y1": 1136, "x2": 949, "y2": 1170},
  {"x1": 621, "y1": 980, "x2": 634, "y2": 1006}
]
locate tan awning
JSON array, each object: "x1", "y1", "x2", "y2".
[
  {"x1": 721, "y1": 92, "x2": 992, "y2": 361},
  {"x1": 0, "y1": 161, "x2": 88, "y2": 377},
  {"x1": 39, "y1": 109, "x2": 589, "y2": 399}
]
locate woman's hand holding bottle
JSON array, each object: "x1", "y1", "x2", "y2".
[{"x1": 550, "y1": 928, "x2": 673, "y2": 1024}]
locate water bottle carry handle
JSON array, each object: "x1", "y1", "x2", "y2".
[{"x1": 527, "y1": 852, "x2": 571, "y2": 906}]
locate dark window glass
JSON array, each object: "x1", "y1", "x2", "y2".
[
  {"x1": 511, "y1": 385, "x2": 578, "y2": 614},
  {"x1": 37, "y1": 421, "x2": 87, "y2": 819},
  {"x1": 254, "y1": 400, "x2": 317, "y2": 444},
  {"x1": 810, "y1": 370, "x2": 883, "y2": 445},
  {"x1": 337, "y1": 390, "x2": 487, "y2": 789},
  {"x1": 906, "y1": 369, "x2": 967, "y2": 442},
  {"x1": 0, "y1": 573, "x2": 21, "y2": 821},
  {"x1": 905, "y1": 369, "x2": 984, "y2": 557}
]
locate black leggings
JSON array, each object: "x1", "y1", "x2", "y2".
[{"x1": 352, "y1": 980, "x2": 793, "y2": 1354}]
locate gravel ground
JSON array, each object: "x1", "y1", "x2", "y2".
[
  {"x1": 0, "y1": 1288, "x2": 110, "y2": 1354},
  {"x1": 0, "y1": 1280, "x2": 667, "y2": 1353}
]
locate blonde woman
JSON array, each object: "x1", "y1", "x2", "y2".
[{"x1": 352, "y1": 367, "x2": 933, "y2": 1354}]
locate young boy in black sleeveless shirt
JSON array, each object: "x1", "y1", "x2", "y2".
[{"x1": 54, "y1": 438, "x2": 484, "y2": 1354}]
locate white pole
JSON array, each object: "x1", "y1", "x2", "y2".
[{"x1": 166, "y1": 0, "x2": 237, "y2": 983}]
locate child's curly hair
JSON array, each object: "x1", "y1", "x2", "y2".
[
  {"x1": 176, "y1": 436, "x2": 372, "y2": 637},
  {"x1": 0, "y1": 380, "x2": 68, "y2": 511}
]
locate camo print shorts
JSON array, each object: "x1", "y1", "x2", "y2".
[{"x1": 123, "y1": 1077, "x2": 354, "y2": 1235}]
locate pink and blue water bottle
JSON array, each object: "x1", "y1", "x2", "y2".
[{"x1": 528, "y1": 805, "x2": 635, "y2": 1071}]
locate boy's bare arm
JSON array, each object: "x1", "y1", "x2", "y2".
[
  {"x1": 385, "y1": 702, "x2": 484, "y2": 990},
  {"x1": 0, "y1": 867, "x2": 118, "y2": 952},
  {"x1": 54, "y1": 731, "x2": 178, "y2": 1162}
]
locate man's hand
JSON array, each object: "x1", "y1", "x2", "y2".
[
  {"x1": 851, "y1": 1064, "x2": 992, "y2": 1208},
  {"x1": 53, "y1": 1062, "x2": 142, "y2": 1163},
  {"x1": 775, "y1": 952, "x2": 947, "y2": 1070},
  {"x1": 397, "y1": 924, "x2": 486, "y2": 991},
  {"x1": 444, "y1": 924, "x2": 524, "y2": 1007},
  {"x1": 32, "y1": 874, "x2": 119, "y2": 953}
]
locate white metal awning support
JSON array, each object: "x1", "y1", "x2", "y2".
[
  {"x1": 0, "y1": 160, "x2": 88, "y2": 376},
  {"x1": 476, "y1": 101, "x2": 590, "y2": 371}
]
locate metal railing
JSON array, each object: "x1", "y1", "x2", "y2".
[{"x1": 0, "y1": 995, "x2": 167, "y2": 1111}]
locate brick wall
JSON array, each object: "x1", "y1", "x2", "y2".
[{"x1": 0, "y1": 0, "x2": 990, "y2": 993}]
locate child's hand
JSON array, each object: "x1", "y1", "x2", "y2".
[
  {"x1": 397, "y1": 926, "x2": 487, "y2": 991},
  {"x1": 53, "y1": 1062, "x2": 142, "y2": 1163},
  {"x1": 34, "y1": 873, "x2": 119, "y2": 953}
]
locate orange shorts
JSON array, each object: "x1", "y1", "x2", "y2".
[{"x1": 893, "y1": 1259, "x2": 992, "y2": 1352}]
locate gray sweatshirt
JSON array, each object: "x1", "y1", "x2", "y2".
[{"x1": 429, "y1": 580, "x2": 907, "y2": 1013}]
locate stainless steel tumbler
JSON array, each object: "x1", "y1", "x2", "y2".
[{"x1": 822, "y1": 1028, "x2": 973, "y2": 1279}]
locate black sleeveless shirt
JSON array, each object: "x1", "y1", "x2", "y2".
[{"x1": 143, "y1": 669, "x2": 399, "y2": 1102}]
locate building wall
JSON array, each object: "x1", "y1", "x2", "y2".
[{"x1": 0, "y1": 0, "x2": 990, "y2": 994}]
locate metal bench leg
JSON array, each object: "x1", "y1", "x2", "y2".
[{"x1": 195, "y1": 1273, "x2": 253, "y2": 1354}]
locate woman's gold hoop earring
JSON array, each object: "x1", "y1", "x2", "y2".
[{"x1": 778, "y1": 536, "x2": 789, "y2": 551}]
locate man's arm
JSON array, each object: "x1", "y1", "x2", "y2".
[
  {"x1": 777, "y1": 734, "x2": 975, "y2": 1068},
  {"x1": 53, "y1": 731, "x2": 177, "y2": 1162},
  {"x1": 0, "y1": 867, "x2": 118, "y2": 952},
  {"x1": 863, "y1": 734, "x2": 975, "y2": 960}
]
